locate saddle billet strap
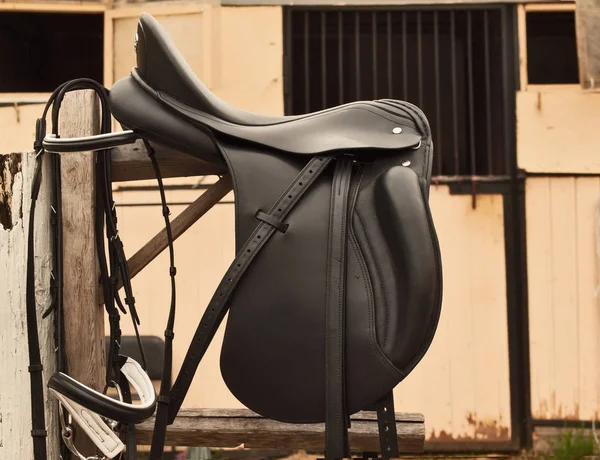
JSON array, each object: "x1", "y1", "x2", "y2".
[
  {"x1": 374, "y1": 392, "x2": 399, "y2": 459},
  {"x1": 146, "y1": 155, "x2": 334, "y2": 459},
  {"x1": 325, "y1": 157, "x2": 353, "y2": 460}
]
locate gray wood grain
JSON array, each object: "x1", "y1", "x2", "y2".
[
  {"x1": 223, "y1": 0, "x2": 556, "y2": 5},
  {"x1": 111, "y1": 139, "x2": 227, "y2": 182},
  {"x1": 134, "y1": 408, "x2": 425, "y2": 453},
  {"x1": 576, "y1": 0, "x2": 600, "y2": 90},
  {"x1": 59, "y1": 90, "x2": 105, "y2": 457}
]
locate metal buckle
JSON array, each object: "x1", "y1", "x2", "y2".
[{"x1": 59, "y1": 404, "x2": 110, "y2": 460}]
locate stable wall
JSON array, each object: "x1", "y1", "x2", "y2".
[
  {"x1": 112, "y1": 182, "x2": 513, "y2": 444},
  {"x1": 517, "y1": 87, "x2": 600, "y2": 174},
  {"x1": 526, "y1": 177, "x2": 600, "y2": 421}
]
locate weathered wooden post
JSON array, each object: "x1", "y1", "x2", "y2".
[
  {"x1": 0, "y1": 151, "x2": 60, "y2": 458},
  {"x1": 58, "y1": 91, "x2": 106, "y2": 456},
  {"x1": 0, "y1": 91, "x2": 105, "y2": 458},
  {"x1": 576, "y1": 0, "x2": 600, "y2": 90}
]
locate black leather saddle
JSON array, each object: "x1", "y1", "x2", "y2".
[{"x1": 106, "y1": 12, "x2": 443, "y2": 459}]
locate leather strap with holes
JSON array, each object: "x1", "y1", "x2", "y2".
[
  {"x1": 325, "y1": 158, "x2": 353, "y2": 460},
  {"x1": 145, "y1": 155, "x2": 333, "y2": 456},
  {"x1": 375, "y1": 392, "x2": 399, "y2": 459}
]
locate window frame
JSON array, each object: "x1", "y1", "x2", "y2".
[{"x1": 517, "y1": 2, "x2": 579, "y2": 92}]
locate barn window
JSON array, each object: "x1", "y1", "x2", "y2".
[
  {"x1": 284, "y1": 7, "x2": 514, "y2": 177},
  {"x1": 526, "y1": 11, "x2": 579, "y2": 85},
  {"x1": 0, "y1": 12, "x2": 103, "y2": 93}
]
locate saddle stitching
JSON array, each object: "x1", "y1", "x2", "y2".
[
  {"x1": 348, "y1": 171, "x2": 404, "y2": 381},
  {"x1": 354, "y1": 209, "x2": 390, "y2": 349},
  {"x1": 324, "y1": 163, "x2": 334, "y2": 444},
  {"x1": 349, "y1": 215, "x2": 404, "y2": 381}
]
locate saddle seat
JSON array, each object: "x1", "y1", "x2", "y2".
[{"x1": 108, "y1": 13, "x2": 424, "y2": 164}]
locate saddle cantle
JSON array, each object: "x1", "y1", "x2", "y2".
[{"x1": 107, "y1": 12, "x2": 442, "y2": 459}]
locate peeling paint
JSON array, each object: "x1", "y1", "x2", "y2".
[
  {"x1": 428, "y1": 413, "x2": 511, "y2": 441},
  {"x1": 0, "y1": 153, "x2": 22, "y2": 231},
  {"x1": 533, "y1": 392, "x2": 587, "y2": 420}
]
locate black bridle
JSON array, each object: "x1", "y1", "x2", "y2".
[{"x1": 26, "y1": 79, "x2": 177, "y2": 460}]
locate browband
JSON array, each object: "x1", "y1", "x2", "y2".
[
  {"x1": 42, "y1": 131, "x2": 139, "y2": 153},
  {"x1": 48, "y1": 357, "x2": 157, "y2": 458}
]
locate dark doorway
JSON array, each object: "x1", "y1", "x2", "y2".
[{"x1": 0, "y1": 12, "x2": 104, "y2": 93}]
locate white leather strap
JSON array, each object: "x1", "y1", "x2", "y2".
[{"x1": 51, "y1": 389, "x2": 125, "y2": 459}]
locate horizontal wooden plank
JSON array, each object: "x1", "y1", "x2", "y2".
[
  {"x1": 222, "y1": 0, "x2": 562, "y2": 5},
  {"x1": 176, "y1": 408, "x2": 424, "y2": 422},
  {"x1": 111, "y1": 139, "x2": 227, "y2": 182},
  {"x1": 134, "y1": 408, "x2": 425, "y2": 453},
  {"x1": 0, "y1": 2, "x2": 107, "y2": 13}
]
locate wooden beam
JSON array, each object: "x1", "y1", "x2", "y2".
[
  {"x1": 98, "y1": 174, "x2": 233, "y2": 303},
  {"x1": 576, "y1": 0, "x2": 600, "y2": 90},
  {"x1": 222, "y1": 0, "x2": 557, "y2": 4},
  {"x1": 518, "y1": 4, "x2": 529, "y2": 91},
  {"x1": 0, "y1": 2, "x2": 107, "y2": 12},
  {"x1": 0, "y1": 152, "x2": 60, "y2": 459},
  {"x1": 133, "y1": 409, "x2": 426, "y2": 454},
  {"x1": 525, "y1": 2, "x2": 576, "y2": 11},
  {"x1": 111, "y1": 139, "x2": 227, "y2": 182},
  {"x1": 59, "y1": 91, "x2": 105, "y2": 457}
]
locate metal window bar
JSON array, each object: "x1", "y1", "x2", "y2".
[{"x1": 285, "y1": 7, "x2": 508, "y2": 178}]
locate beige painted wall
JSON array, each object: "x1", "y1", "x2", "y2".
[
  {"x1": 527, "y1": 177, "x2": 600, "y2": 421},
  {"x1": 397, "y1": 187, "x2": 511, "y2": 442},
  {"x1": 0, "y1": 103, "x2": 45, "y2": 154},
  {"x1": 112, "y1": 184, "x2": 512, "y2": 442},
  {"x1": 111, "y1": 5, "x2": 284, "y2": 115},
  {"x1": 517, "y1": 88, "x2": 600, "y2": 174}
]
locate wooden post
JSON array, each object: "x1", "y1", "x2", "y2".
[
  {"x1": 58, "y1": 91, "x2": 105, "y2": 456},
  {"x1": 0, "y1": 152, "x2": 60, "y2": 458},
  {"x1": 576, "y1": 0, "x2": 600, "y2": 90}
]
